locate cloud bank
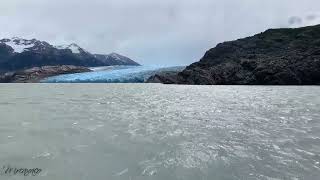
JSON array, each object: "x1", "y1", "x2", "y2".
[{"x1": 0, "y1": 0, "x2": 320, "y2": 65}]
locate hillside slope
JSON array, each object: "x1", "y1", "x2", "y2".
[{"x1": 149, "y1": 25, "x2": 320, "y2": 85}]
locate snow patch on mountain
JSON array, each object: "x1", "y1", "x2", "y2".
[
  {"x1": 109, "y1": 53, "x2": 122, "y2": 61},
  {"x1": 0, "y1": 37, "x2": 35, "y2": 53},
  {"x1": 55, "y1": 43, "x2": 82, "y2": 54}
]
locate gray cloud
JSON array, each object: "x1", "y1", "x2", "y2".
[
  {"x1": 288, "y1": 12, "x2": 320, "y2": 27},
  {"x1": 0, "y1": 0, "x2": 320, "y2": 65}
]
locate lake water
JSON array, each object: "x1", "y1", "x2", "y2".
[{"x1": 0, "y1": 84, "x2": 319, "y2": 180}]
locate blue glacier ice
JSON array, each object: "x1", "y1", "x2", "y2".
[{"x1": 42, "y1": 66, "x2": 185, "y2": 83}]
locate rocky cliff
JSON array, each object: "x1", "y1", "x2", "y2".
[
  {"x1": 149, "y1": 25, "x2": 320, "y2": 85},
  {"x1": 0, "y1": 65, "x2": 91, "y2": 83}
]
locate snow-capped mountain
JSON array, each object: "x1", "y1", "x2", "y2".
[
  {"x1": 55, "y1": 43, "x2": 87, "y2": 54},
  {"x1": 0, "y1": 37, "x2": 140, "y2": 71},
  {"x1": 94, "y1": 53, "x2": 140, "y2": 66},
  {"x1": 0, "y1": 37, "x2": 52, "y2": 53}
]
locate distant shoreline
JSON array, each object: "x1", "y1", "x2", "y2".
[{"x1": 0, "y1": 65, "x2": 91, "y2": 83}]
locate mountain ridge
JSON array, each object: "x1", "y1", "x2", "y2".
[{"x1": 0, "y1": 37, "x2": 140, "y2": 72}]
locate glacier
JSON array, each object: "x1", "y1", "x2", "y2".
[{"x1": 42, "y1": 66, "x2": 184, "y2": 83}]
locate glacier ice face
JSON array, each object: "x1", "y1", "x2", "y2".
[{"x1": 42, "y1": 66, "x2": 184, "y2": 83}]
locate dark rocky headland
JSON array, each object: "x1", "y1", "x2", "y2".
[
  {"x1": 148, "y1": 25, "x2": 320, "y2": 85},
  {"x1": 0, "y1": 65, "x2": 91, "y2": 83}
]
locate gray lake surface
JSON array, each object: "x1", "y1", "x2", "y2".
[{"x1": 0, "y1": 84, "x2": 319, "y2": 180}]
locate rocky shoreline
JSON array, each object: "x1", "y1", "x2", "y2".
[
  {"x1": 146, "y1": 71, "x2": 180, "y2": 84},
  {"x1": 0, "y1": 65, "x2": 91, "y2": 83},
  {"x1": 148, "y1": 25, "x2": 320, "y2": 85}
]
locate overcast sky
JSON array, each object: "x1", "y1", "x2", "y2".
[{"x1": 0, "y1": 0, "x2": 320, "y2": 65}]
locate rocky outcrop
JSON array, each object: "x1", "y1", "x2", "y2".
[
  {"x1": 146, "y1": 71, "x2": 180, "y2": 83},
  {"x1": 149, "y1": 25, "x2": 320, "y2": 85},
  {"x1": 0, "y1": 65, "x2": 91, "y2": 83}
]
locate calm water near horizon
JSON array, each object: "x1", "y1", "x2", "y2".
[{"x1": 0, "y1": 84, "x2": 319, "y2": 180}]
